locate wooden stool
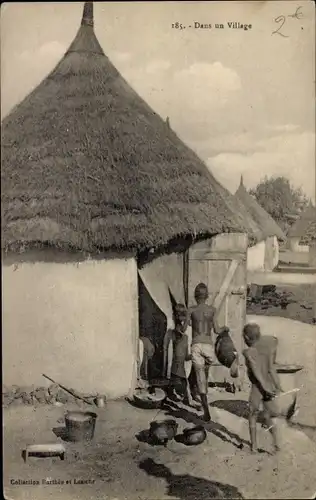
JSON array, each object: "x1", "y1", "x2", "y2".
[{"x1": 23, "y1": 444, "x2": 66, "y2": 463}]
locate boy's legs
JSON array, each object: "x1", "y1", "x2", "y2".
[
  {"x1": 140, "y1": 337, "x2": 155, "y2": 382},
  {"x1": 249, "y1": 385, "x2": 262, "y2": 452},
  {"x1": 188, "y1": 369, "x2": 199, "y2": 400},
  {"x1": 191, "y1": 344, "x2": 211, "y2": 421},
  {"x1": 168, "y1": 375, "x2": 181, "y2": 400},
  {"x1": 263, "y1": 400, "x2": 281, "y2": 452},
  {"x1": 176, "y1": 376, "x2": 187, "y2": 400},
  {"x1": 202, "y1": 343, "x2": 215, "y2": 395},
  {"x1": 186, "y1": 369, "x2": 202, "y2": 408}
]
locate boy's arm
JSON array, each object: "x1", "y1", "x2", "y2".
[
  {"x1": 213, "y1": 309, "x2": 221, "y2": 335},
  {"x1": 268, "y1": 341, "x2": 283, "y2": 392},
  {"x1": 185, "y1": 338, "x2": 192, "y2": 361},
  {"x1": 212, "y1": 307, "x2": 228, "y2": 335},
  {"x1": 162, "y1": 330, "x2": 173, "y2": 377},
  {"x1": 183, "y1": 307, "x2": 192, "y2": 331},
  {"x1": 243, "y1": 349, "x2": 275, "y2": 396}
]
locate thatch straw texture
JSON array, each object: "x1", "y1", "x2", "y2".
[
  {"x1": 235, "y1": 181, "x2": 286, "y2": 241},
  {"x1": 287, "y1": 203, "x2": 316, "y2": 244},
  {"x1": 205, "y1": 175, "x2": 263, "y2": 245},
  {"x1": 1, "y1": 3, "x2": 247, "y2": 254}
]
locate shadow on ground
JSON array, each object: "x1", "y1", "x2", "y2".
[
  {"x1": 162, "y1": 400, "x2": 248, "y2": 450},
  {"x1": 211, "y1": 399, "x2": 316, "y2": 445},
  {"x1": 139, "y1": 458, "x2": 244, "y2": 499},
  {"x1": 210, "y1": 399, "x2": 266, "y2": 425},
  {"x1": 52, "y1": 426, "x2": 73, "y2": 442},
  {"x1": 288, "y1": 422, "x2": 316, "y2": 443}
]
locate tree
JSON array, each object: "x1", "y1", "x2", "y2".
[{"x1": 249, "y1": 176, "x2": 309, "y2": 231}]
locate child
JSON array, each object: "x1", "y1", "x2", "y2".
[
  {"x1": 139, "y1": 336, "x2": 155, "y2": 385},
  {"x1": 163, "y1": 304, "x2": 197, "y2": 406},
  {"x1": 184, "y1": 283, "x2": 226, "y2": 422},
  {"x1": 243, "y1": 323, "x2": 283, "y2": 454}
]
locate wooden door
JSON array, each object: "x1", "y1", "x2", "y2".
[{"x1": 188, "y1": 233, "x2": 248, "y2": 385}]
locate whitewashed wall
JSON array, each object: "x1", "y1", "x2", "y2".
[
  {"x1": 2, "y1": 253, "x2": 138, "y2": 399},
  {"x1": 264, "y1": 235, "x2": 279, "y2": 272},
  {"x1": 309, "y1": 242, "x2": 316, "y2": 268},
  {"x1": 288, "y1": 237, "x2": 309, "y2": 253},
  {"x1": 247, "y1": 240, "x2": 265, "y2": 271}
]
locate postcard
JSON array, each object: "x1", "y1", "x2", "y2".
[{"x1": 2, "y1": 2, "x2": 315, "y2": 499}]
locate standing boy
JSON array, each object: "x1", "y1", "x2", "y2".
[
  {"x1": 243, "y1": 323, "x2": 283, "y2": 453},
  {"x1": 185, "y1": 283, "x2": 225, "y2": 422},
  {"x1": 163, "y1": 304, "x2": 197, "y2": 405},
  {"x1": 139, "y1": 336, "x2": 155, "y2": 385}
]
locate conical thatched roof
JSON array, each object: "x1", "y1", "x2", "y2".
[
  {"x1": 1, "y1": 2, "x2": 246, "y2": 254},
  {"x1": 287, "y1": 202, "x2": 316, "y2": 244},
  {"x1": 235, "y1": 177, "x2": 286, "y2": 241},
  {"x1": 209, "y1": 176, "x2": 264, "y2": 245}
]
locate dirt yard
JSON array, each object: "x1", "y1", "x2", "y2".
[
  {"x1": 247, "y1": 283, "x2": 316, "y2": 324},
  {"x1": 247, "y1": 270, "x2": 316, "y2": 324},
  {"x1": 3, "y1": 395, "x2": 316, "y2": 500},
  {"x1": 4, "y1": 314, "x2": 316, "y2": 500},
  {"x1": 4, "y1": 291, "x2": 316, "y2": 500}
]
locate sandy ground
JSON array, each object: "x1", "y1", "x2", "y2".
[
  {"x1": 3, "y1": 315, "x2": 316, "y2": 500},
  {"x1": 3, "y1": 397, "x2": 316, "y2": 500},
  {"x1": 247, "y1": 269, "x2": 316, "y2": 324},
  {"x1": 247, "y1": 283, "x2": 316, "y2": 324},
  {"x1": 4, "y1": 269, "x2": 316, "y2": 500},
  {"x1": 247, "y1": 271, "x2": 316, "y2": 286},
  {"x1": 279, "y1": 250, "x2": 310, "y2": 266}
]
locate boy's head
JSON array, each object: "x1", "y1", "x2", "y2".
[
  {"x1": 174, "y1": 303, "x2": 187, "y2": 326},
  {"x1": 243, "y1": 323, "x2": 261, "y2": 346},
  {"x1": 194, "y1": 283, "x2": 209, "y2": 303}
]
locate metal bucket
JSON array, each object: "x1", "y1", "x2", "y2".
[{"x1": 65, "y1": 411, "x2": 97, "y2": 442}]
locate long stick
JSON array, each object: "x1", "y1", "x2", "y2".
[
  {"x1": 42, "y1": 374, "x2": 93, "y2": 405},
  {"x1": 276, "y1": 388, "x2": 300, "y2": 398}
]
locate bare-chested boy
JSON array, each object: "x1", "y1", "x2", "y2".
[
  {"x1": 184, "y1": 283, "x2": 225, "y2": 422},
  {"x1": 243, "y1": 323, "x2": 283, "y2": 453}
]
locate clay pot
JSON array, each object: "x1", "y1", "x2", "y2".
[
  {"x1": 215, "y1": 329, "x2": 237, "y2": 369},
  {"x1": 182, "y1": 426, "x2": 206, "y2": 446},
  {"x1": 149, "y1": 419, "x2": 178, "y2": 443}
]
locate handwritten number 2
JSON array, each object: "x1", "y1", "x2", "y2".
[{"x1": 272, "y1": 15, "x2": 289, "y2": 38}]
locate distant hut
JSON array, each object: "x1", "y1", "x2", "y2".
[
  {"x1": 286, "y1": 202, "x2": 316, "y2": 255},
  {"x1": 2, "y1": 2, "x2": 247, "y2": 398},
  {"x1": 211, "y1": 177, "x2": 265, "y2": 271},
  {"x1": 309, "y1": 233, "x2": 316, "y2": 268},
  {"x1": 235, "y1": 176, "x2": 286, "y2": 272}
]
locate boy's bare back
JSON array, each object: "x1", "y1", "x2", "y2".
[
  {"x1": 190, "y1": 304, "x2": 217, "y2": 345},
  {"x1": 243, "y1": 335, "x2": 281, "y2": 394}
]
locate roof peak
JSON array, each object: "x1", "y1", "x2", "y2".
[
  {"x1": 81, "y1": 2, "x2": 94, "y2": 28},
  {"x1": 66, "y1": 1, "x2": 103, "y2": 56}
]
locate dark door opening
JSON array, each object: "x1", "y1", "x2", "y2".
[{"x1": 138, "y1": 276, "x2": 167, "y2": 380}]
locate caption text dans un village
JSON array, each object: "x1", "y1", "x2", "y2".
[{"x1": 172, "y1": 22, "x2": 252, "y2": 30}]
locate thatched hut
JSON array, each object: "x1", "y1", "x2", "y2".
[
  {"x1": 286, "y1": 202, "x2": 316, "y2": 254},
  {"x1": 234, "y1": 176, "x2": 286, "y2": 272},
  {"x1": 2, "y1": 2, "x2": 247, "y2": 398},
  {"x1": 211, "y1": 177, "x2": 265, "y2": 271}
]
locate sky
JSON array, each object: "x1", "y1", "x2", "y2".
[{"x1": 1, "y1": 1, "x2": 315, "y2": 201}]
